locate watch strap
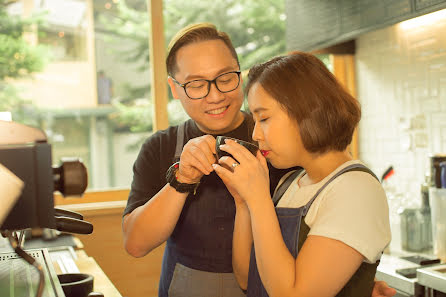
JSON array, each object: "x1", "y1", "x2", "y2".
[{"x1": 166, "y1": 162, "x2": 200, "y2": 194}]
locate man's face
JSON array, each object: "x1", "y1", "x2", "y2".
[{"x1": 168, "y1": 40, "x2": 244, "y2": 135}]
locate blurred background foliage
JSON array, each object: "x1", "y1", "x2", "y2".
[
  {"x1": 1, "y1": 0, "x2": 286, "y2": 131},
  {"x1": 98, "y1": 0, "x2": 286, "y2": 131},
  {"x1": 0, "y1": 0, "x2": 328, "y2": 134},
  {"x1": 0, "y1": 0, "x2": 49, "y2": 125}
]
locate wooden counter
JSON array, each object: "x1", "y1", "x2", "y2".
[
  {"x1": 74, "y1": 250, "x2": 122, "y2": 297},
  {"x1": 56, "y1": 200, "x2": 164, "y2": 297},
  {"x1": 51, "y1": 246, "x2": 122, "y2": 297}
]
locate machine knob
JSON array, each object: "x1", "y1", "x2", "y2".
[{"x1": 53, "y1": 159, "x2": 88, "y2": 197}]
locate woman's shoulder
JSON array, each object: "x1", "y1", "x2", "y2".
[
  {"x1": 328, "y1": 161, "x2": 383, "y2": 196},
  {"x1": 320, "y1": 164, "x2": 386, "y2": 212},
  {"x1": 307, "y1": 160, "x2": 389, "y2": 229},
  {"x1": 307, "y1": 161, "x2": 391, "y2": 263}
]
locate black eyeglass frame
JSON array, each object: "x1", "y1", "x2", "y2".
[{"x1": 171, "y1": 70, "x2": 241, "y2": 100}]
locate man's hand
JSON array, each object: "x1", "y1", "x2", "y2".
[
  {"x1": 177, "y1": 135, "x2": 216, "y2": 183},
  {"x1": 372, "y1": 280, "x2": 397, "y2": 297}
]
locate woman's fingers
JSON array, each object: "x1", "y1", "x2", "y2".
[
  {"x1": 212, "y1": 162, "x2": 232, "y2": 184},
  {"x1": 256, "y1": 150, "x2": 269, "y2": 172},
  {"x1": 218, "y1": 139, "x2": 255, "y2": 164}
]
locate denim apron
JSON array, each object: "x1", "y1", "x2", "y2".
[
  {"x1": 158, "y1": 123, "x2": 246, "y2": 297},
  {"x1": 247, "y1": 164, "x2": 380, "y2": 297}
]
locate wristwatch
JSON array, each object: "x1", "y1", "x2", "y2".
[{"x1": 166, "y1": 162, "x2": 200, "y2": 195}]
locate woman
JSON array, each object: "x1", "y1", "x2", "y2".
[{"x1": 212, "y1": 52, "x2": 391, "y2": 297}]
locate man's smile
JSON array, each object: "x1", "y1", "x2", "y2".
[{"x1": 206, "y1": 106, "x2": 228, "y2": 115}]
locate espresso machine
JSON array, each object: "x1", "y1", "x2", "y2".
[{"x1": 0, "y1": 120, "x2": 92, "y2": 297}]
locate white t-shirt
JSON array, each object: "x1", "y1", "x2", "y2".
[{"x1": 276, "y1": 160, "x2": 391, "y2": 263}]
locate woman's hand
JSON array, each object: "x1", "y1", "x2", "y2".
[{"x1": 212, "y1": 139, "x2": 270, "y2": 206}]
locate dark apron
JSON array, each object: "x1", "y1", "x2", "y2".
[
  {"x1": 247, "y1": 164, "x2": 380, "y2": 297},
  {"x1": 158, "y1": 123, "x2": 246, "y2": 297}
]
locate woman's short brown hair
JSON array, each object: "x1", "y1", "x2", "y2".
[
  {"x1": 166, "y1": 23, "x2": 239, "y2": 77},
  {"x1": 245, "y1": 52, "x2": 361, "y2": 154}
]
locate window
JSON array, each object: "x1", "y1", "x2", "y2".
[
  {"x1": 1, "y1": 0, "x2": 298, "y2": 193},
  {"x1": 2, "y1": 0, "x2": 153, "y2": 190}
]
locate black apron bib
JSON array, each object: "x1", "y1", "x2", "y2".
[{"x1": 158, "y1": 123, "x2": 245, "y2": 297}]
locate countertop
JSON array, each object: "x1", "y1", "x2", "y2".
[{"x1": 376, "y1": 250, "x2": 443, "y2": 296}]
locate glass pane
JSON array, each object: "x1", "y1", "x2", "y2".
[
  {"x1": 0, "y1": 0, "x2": 333, "y2": 194},
  {"x1": 94, "y1": 0, "x2": 289, "y2": 125},
  {"x1": 1, "y1": 0, "x2": 152, "y2": 191},
  {"x1": 163, "y1": 0, "x2": 287, "y2": 72}
]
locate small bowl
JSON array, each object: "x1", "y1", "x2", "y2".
[
  {"x1": 57, "y1": 273, "x2": 94, "y2": 297},
  {"x1": 215, "y1": 136, "x2": 259, "y2": 160}
]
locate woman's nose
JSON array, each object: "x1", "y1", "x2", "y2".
[{"x1": 252, "y1": 122, "x2": 262, "y2": 142}]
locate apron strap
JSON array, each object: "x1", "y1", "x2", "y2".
[
  {"x1": 302, "y1": 163, "x2": 378, "y2": 216},
  {"x1": 272, "y1": 170, "x2": 300, "y2": 206},
  {"x1": 272, "y1": 163, "x2": 378, "y2": 212},
  {"x1": 173, "y1": 122, "x2": 186, "y2": 162}
]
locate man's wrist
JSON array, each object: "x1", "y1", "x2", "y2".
[
  {"x1": 166, "y1": 162, "x2": 200, "y2": 194},
  {"x1": 175, "y1": 170, "x2": 200, "y2": 184}
]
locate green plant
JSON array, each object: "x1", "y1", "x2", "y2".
[
  {"x1": 99, "y1": 0, "x2": 286, "y2": 131},
  {"x1": 0, "y1": 0, "x2": 49, "y2": 124}
]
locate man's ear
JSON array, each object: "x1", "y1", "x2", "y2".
[{"x1": 167, "y1": 77, "x2": 180, "y2": 99}]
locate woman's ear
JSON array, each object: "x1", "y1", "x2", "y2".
[{"x1": 167, "y1": 77, "x2": 180, "y2": 99}]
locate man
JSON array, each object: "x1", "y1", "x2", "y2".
[
  {"x1": 97, "y1": 70, "x2": 113, "y2": 105},
  {"x1": 122, "y1": 23, "x2": 396, "y2": 297}
]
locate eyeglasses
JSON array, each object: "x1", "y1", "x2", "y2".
[{"x1": 171, "y1": 71, "x2": 241, "y2": 100}]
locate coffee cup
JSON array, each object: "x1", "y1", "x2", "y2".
[{"x1": 215, "y1": 136, "x2": 259, "y2": 160}]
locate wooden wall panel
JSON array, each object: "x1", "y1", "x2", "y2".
[
  {"x1": 332, "y1": 54, "x2": 359, "y2": 159},
  {"x1": 147, "y1": 0, "x2": 169, "y2": 132},
  {"x1": 62, "y1": 203, "x2": 164, "y2": 297},
  {"x1": 54, "y1": 189, "x2": 130, "y2": 205}
]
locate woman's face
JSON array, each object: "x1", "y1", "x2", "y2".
[{"x1": 248, "y1": 83, "x2": 306, "y2": 169}]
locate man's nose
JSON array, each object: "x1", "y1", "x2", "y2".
[{"x1": 205, "y1": 82, "x2": 225, "y2": 103}]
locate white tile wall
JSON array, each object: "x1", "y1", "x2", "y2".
[
  {"x1": 356, "y1": 12, "x2": 446, "y2": 205},
  {"x1": 356, "y1": 12, "x2": 446, "y2": 251}
]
